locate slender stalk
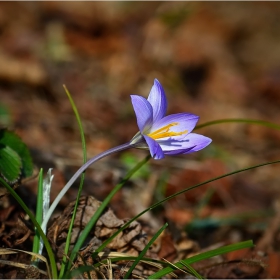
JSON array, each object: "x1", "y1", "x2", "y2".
[
  {"x1": 196, "y1": 118, "x2": 280, "y2": 131},
  {"x1": 41, "y1": 142, "x2": 132, "y2": 231},
  {"x1": 59, "y1": 85, "x2": 88, "y2": 278},
  {"x1": 124, "y1": 222, "x2": 168, "y2": 279},
  {"x1": 95, "y1": 158, "x2": 280, "y2": 254},
  {"x1": 67, "y1": 154, "x2": 150, "y2": 269}
]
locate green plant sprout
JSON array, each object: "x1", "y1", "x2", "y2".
[
  {"x1": 41, "y1": 79, "x2": 212, "y2": 232},
  {"x1": 3, "y1": 78, "x2": 280, "y2": 278}
]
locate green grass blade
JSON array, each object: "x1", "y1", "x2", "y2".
[
  {"x1": 32, "y1": 168, "x2": 43, "y2": 256},
  {"x1": 59, "y1": 86, "x2": 87, "y2": 278},
  {"x1": 148, "y1": 240, "x2": 253, "y2": 279},
  {"x1": 93, "y1": 256, "x2": 166, "y2": 268},
  {"x1": 148, "y1": 159, "x2": 280, "y2": 211},
  {"x1": 65, "y1": 256, "x2": 169, "y2": 279},
  {"x1": 66, "y1": 155, "x2": 151, "y2": 271},
  {"x1": 196, "y1": 118, "x2": 280, "y2": 130},
  {"x1": 0, "y1": 177, "x2": 57, "y2": 278},
  {"x1": 63, "y1": 85, "x2": 87, "y2": 166},
  {"x1": 124, "y1": 222, "x2": 168, "y2": 279},
  {"x1": 96, "y1": 158, "x2": 280, "y2": 255},
  {"x1": 179, "y1": 261, "x2": 203, "y2": 279}
]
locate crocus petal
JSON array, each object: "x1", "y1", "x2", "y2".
[
  {"x1": 147, "y1": 79, "x2": 167, "y2": 123},
  {"x1": 131, "y1": 95, "x2": 153, "y2": 131},
  {"x1": 157, "y1": 138, "x2": 194, "y2": 154},
  {"x1": 149, "y1": 113, "x2": 199, "y2": 140},
  {"x1": 164, "y1": 147, "x2": 196, "y2": 155},
  {"x1": 144, "y1": 135, "x2": 164, "y2": 159},
  {"x1": 182, "y1": 133, "x2": 212, "y2": 154},
  {"x1": 158, "y1": 133, "x2": 211, "y2": 155}
]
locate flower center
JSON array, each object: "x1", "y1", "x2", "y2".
[{"x1": 148, "y1": 122, "x2": 187, "y2": 140}]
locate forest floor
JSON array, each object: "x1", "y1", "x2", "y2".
[{"x1": 1, "y1": 2, "x2": 280, "y2": 279}]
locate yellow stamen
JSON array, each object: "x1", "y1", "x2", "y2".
[{"x1": 147, "y1": 122, "x2": 187, "y2": 140}]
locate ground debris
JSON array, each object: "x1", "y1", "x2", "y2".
[
  {"x1": 47, "y1": 195, "x2": 161, "y2": 277},
  {"x1": 2, "y1": 217, "x2": 31, "y2": 247},
  {"x1": 1, "y1": 2, "x2": 280, "y2": 279}
]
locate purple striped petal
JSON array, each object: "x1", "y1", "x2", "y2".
[
  {"x1": 147, "y1": 79, "x2": 167, "y2": 123},
  {"x1": 164, "y1": 147, "x2": 195, "y2": 155},
  {"x1": 157, "y1": 138, "x2": 193, "y2": 153},
  {"x1": 158, "y1": 133, "x2": 211, "y2": 155},
  {"x1": 182, "y1": 133, "x2": 212, "y2": 154},
  {"x1": 144, "y1": 135, "x2": 164, "y2": 159},
  {"x1": 131, "y1": 95, "x2": 153, "y2": 132},
  {"x1": 149, "y1": 113, "x2": 199, "y2": 140}
]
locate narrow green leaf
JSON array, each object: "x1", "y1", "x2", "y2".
[
  {"x1": 196, "y1": 118, "x2": 280, "y2": 131},
  {"x1": 179, "y1": 261, "x2": 204, "y2": 279},
  {"x1": 63, "y1": 85, "x2": 87, "y2": 167},
  {"x1": 60, "y1": 86, "x2": 87, "y2": 278},
  {"x1": 96, "y1": 159, "x2": 280, "y2": 256},
  {"x1": 67, "y1": 155, "x2": 151, "y2": 269},
  {"x1": 124, "y1": 223, "x2": 168, "y2": 279},
  {"x1": 148, "y1": 240, "x2": 254, "y2": 279},
  {"x1": 93, "y1": 256, "x2": 166, "y2": 269},
  {"x1": 0, "y1": 177, "x2": 57, "y2": 278},
  {"x1": 32, "y1": 168, "x2": 44, "y2": 257},
  {"x1": 65, "y1": 256, "x2": 169, "y2": 279}
]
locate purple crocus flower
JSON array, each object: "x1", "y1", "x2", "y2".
[
  {"x1": 43, "y1": 80, "x2": 212, "y2": 229},
  {"x1": 130, "y1": 79, "x2": 212, "y2": 159}
]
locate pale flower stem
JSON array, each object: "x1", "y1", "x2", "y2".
[{"x1": 41, "y1": 142, "x2": 132, "y2": 230}]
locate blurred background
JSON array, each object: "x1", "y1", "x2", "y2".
[{"x1": 1, "y1": 2, "x2": 280, "y2": 278}]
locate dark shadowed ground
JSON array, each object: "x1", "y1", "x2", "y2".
[{"x1": 1, "y1": 2, "x2": 280, "y2": 278}]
